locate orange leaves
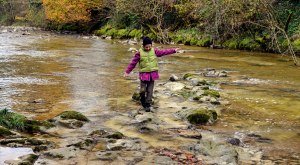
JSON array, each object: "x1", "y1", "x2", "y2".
[{"x1": 42, "y1": 0, "x2": 103, "y2": 23}]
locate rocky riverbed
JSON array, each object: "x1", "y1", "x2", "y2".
[{"x1": 1, "y1": 69, "x2": 277, "y2": 165}]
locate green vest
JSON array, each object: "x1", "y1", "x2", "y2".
[{"x1": 139, "y1": 48, "x2": 159, "y2": 72}]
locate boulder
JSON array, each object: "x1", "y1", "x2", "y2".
[
  {"x1": 106, "y1": 132, "x2": 124, "y2": 139},
  {"x1": 164, "y1": 82, "x2": 185, "y2": 92},
  {"x1": 176, "y1": 109, "x2": 217, "y2": 125},
  {"x1": 169, "y1": 74, "x2": 179, "y2": 82},
  {"x1": 183, "y1": 73, "x2": 194, "y2": 80},
  {"x1": 132, "y1": 92, "x2": 140, "y2": 101},
  {"x1": 0, "y1": 126, "x2": 14, "y2": 138},
  {"x1": 4, "y1": 154, "x2": 39, "y2": 165},
  {"x1": 58, "y1": 111, "x2": 89, "y2": 122}
]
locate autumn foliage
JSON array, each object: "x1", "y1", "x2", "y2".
[{"x1": 42, "y1": 0, "x2": 104, "y2": 23}]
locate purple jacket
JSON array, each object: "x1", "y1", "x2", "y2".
[{"x1": 125, "y1": 48, "x2": 176, "y2": 81}]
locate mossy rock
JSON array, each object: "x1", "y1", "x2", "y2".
[
  {"x1": 177, "y1": 90, "x2": 195, "y2": 99},
  {"x1": 132, "y1": 92, "x2": 140, "y2": 101},
  {"x1": 106, "y1": 132, "x2": 124, "y2": 139},
  {"x1": 192, "y1": 95, "x2": 202, "y2": 101},
  {"x1": 59, "y1": 111, "x2": 89, "y2": 122},
  {"x1": 0, "y1": 126, "x2": 14, "y2": 137},
  {"x1": 0, "y1": 109, "x2": 51, "y2": 133},
  {"x1": 203, "y1": 89, "x2": 220, "y2": 98},
  {"x1": 187, "y1": 109, "x2": 218, "y2": 124},
  {"x1": 183, "y1": 73, "x2": 194, "y2": 80},
  {"x1": 196, "y1": 79, "x2": 210, "y2": 86}
]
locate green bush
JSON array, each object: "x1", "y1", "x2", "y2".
[
  {"x1": 197, "y1": 37, "x2": 211, "y2": 47},
  {"x1": 292, "y1": 39, "x2": 300, "y2": 52},
  {"x1": 223, "y1": 38, "x2": 239, "y2": 49},
  {"x1": 239, "y1": 37, "x2": 261, "y2": 50},
  {"x1": 106, "y1": 28, "x2": 118, "y2": 37},
  {"x1": 115, "y1": 29, "x2": 129, "y2": 39},
  {"x1": 128, "y1": 29, "x2": 142, "y2": 38},
  {"x1": 95, "y1": 25, "x2": 112, "y2": 35}
]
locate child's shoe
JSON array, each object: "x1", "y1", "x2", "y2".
[{"x1": 144, "y1": 107, "x2": 150, "y2": 112}]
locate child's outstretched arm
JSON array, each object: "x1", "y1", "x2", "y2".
[
  {"x1": 155, "y1": 48, "x2": 180, "y2": 57},
  {"x1": 124, "y1": 52, "x2": 140, "y2": 77}
]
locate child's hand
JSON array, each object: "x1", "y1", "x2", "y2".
[
  {"x1": 123, "y1": 72, "x2": 129, "y2": 77},
  {"x1": 175, "y1": 48, "x2": 181, "y2": 53}
]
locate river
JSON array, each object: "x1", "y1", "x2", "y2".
[{"x1": 0, "y1": 27, "x2": 299, "y2": 163}]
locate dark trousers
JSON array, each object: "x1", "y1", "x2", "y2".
[{"x1": 140, "y1": 80, "x2": 154, "y2": 108}]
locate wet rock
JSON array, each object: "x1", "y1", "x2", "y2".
[
  {"x1": 29, "y1": 98, "x2": 45, "y2": 104},
  {"x1": 92, "y1": 140, "x2": 107, "y2": 151},
  {"x1": 135, "y1": 113, "x2": 154, "y2": 123},
  {"x1": 191, "y1": 78, "x2": 210, "y2": 86},
  {"x1": 0, "y1": 126, "x2": 14, "y2": 137},
  {"x1": 89, "y1": 129, "x2": 109, "y2": 137},
  {"x1": 108, "y1": 139, "x2": 145, "y2": 151},
  {"x1": 210, "y1": 97, "x2": 221, "y2": 105},
  {"x1": 52, "y1": 111, "x2": 89, "y2": 128},
  {"x1": 187, "y1": 110, "x2": 216, "y2": 124},
  {"x1": 169, "y1": 74, "x2": 179, "y2": 82},
  {"x1": 203, "y1": 89, "x2": 220, "y2": 98},
  {"x1": 0, "y1": 109, "x2": 53, "y2": 133},
  {"x1": 67, "y1": 138, "x2": 95, "y2": 150},
  {"x1": 57, "y1": 119, "x2": 85, "y2": 129},
  {"x1": 106, "y1": 132, "x2": 124, "y2": 139},
  {"x1": 176, "y1": 109, "x2": 217, "y2": 125},
  {"x1": 4, "y1": 154, "x2": 39, "y2": 165},
  {"x1": 0, "y1": 138, "x2": 54, "y2": 151},
  {"x1": 58, "y1": 111, "x2": 89, "y2": 122},
  {"x1": 44, "y1": 146, "x2": 78, "y2": 159},
  {"x1": 227, "y1": 138, "x2": 241, "y2": 146},
  {"x1": 164, "y1": 82, "x2": 185, "y2": 91},
  {"x1": 246, "y1": 133, "x2": 272, "y2": 143},
  {"x1": 132, "y1": 92, "x2": 140, "y2": 101},
  {"x1": 128, "y1": 47, "x2": 138, "y2": 52},
  {"x1": 199, "y1": 96, "x2": 211, "y2": 102},
  {"x1": 105, "y1": 36, "x2": 112, "y2": 40},
  {"x1": 177, "y1": 129, "x2": 202, "y2": 139},
  {"x1": 128, "y1": 40, "x2": 138, "y2": 45},
  {"x1": 219, "y1": 71, "x2": 228, "y2": 77},
  {"x1": 154, "y1": 148, "x2": 200, "y2": 164},
  {"x1": 96, "y1": 151, "x2": 118, "y2": 161},
  {"x1": 193, "y1": 141, "x2": 238, "y2": 164},
  {"x1": 183, "y1": 73, "x2": 195, "y2": 80},
  {"x1": 138, "y1": 123, "x2": 159, "y2": 133}
]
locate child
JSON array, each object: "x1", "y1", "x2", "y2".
[{"x1": 124, "y1": 37, "x2": 180, "y2": 112}]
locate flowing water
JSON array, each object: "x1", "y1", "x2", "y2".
[{"x1": 0, "y1": 29, "x2": 299, "y2": 162}]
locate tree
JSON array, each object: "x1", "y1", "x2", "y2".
[{"x1": 42, "y1": 0, "x2": 105, "y2": 23}]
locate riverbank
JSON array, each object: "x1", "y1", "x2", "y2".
[{"x1": 94, "y1": 25, "x2": 300, "y2": 56}]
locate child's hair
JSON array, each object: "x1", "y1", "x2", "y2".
[{"x1": 142, "y1": 36, "x2": 152, "y2": 46}]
